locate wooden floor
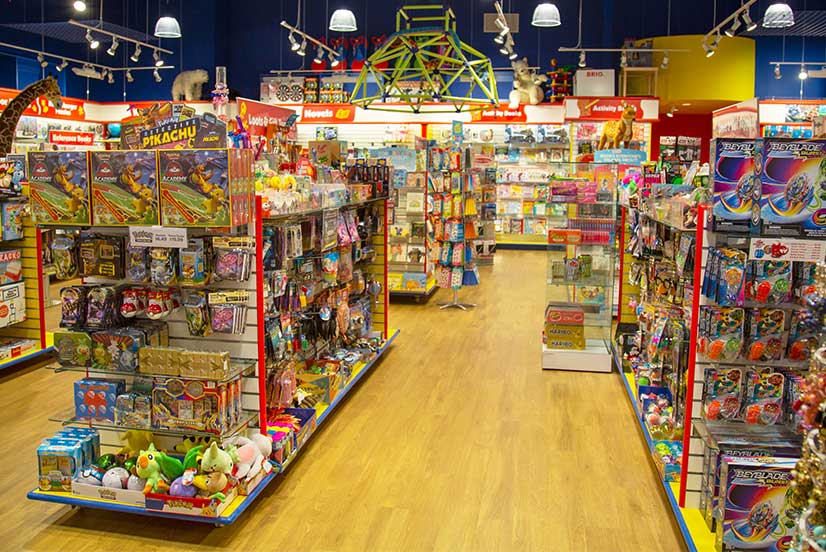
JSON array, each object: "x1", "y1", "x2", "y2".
[{"x1": 0, "y1": 250, "x2": 685, "y2": 551}]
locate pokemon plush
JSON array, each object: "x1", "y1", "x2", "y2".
[
  {"x1": 193, "y1": 442, "x2": 234, "y2": 500},
  {"x1": 117, "y1": 430, "x2": 153, "y2": 458},
  {"x1": 172, "y1": 69, "x2": 209, "y2": 101},
  {"x1": 135, "y1": 443, "x2": 184, "y2": 494}
]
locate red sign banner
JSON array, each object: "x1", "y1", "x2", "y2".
[
  {"x1": 564, "y1": 97, "x2": 659, "y2": 122},
  {"x1": 0, "y1": 88, "x2": 88, "y2": 121},
  {"x1": 300, "y1": 104, "x2": 356, "y2": 123},
  {"x1": 48, "y1": 130, "x2": 96, "y2": 146},
  {"x1": 237, "y1": 98, "x2": 297, "y2": 137},
  {"x1": 471, "y1": 104, "x2": 527, "y2": 122}
]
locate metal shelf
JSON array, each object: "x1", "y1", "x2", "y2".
[
  {"x1": 51, "y1": 358, "x2": 257, "y2": 383},
  {"x1": 49, "y1": 410, "x2": 258, "y2": 439}
]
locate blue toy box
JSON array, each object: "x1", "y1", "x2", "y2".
[
  {"x1": 710, "y1": 139, "x2": 758, "y2": 234},
  {"x1": 74, "y1": 378, "x2": 125, "y2": 422},
  {"x1": 37, "y1": 439, "x2": 85, "y2": 491},
  {"x1": 759, "y1": 139, "x2": 826, "y2": 237},
  {"x1": 1, "y1": 201, "x2": 25, "y2": 240}
]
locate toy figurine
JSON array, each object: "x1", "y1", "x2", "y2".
[
  {"x1": 508, "y1": 57, "x2": 547, "y2": 109},
  {"x1": 135, "y1": 443, "x2": 184, "y2": 494},
  {"x1": 598, "y1": 104, "x2": 636, "y2": 150}
]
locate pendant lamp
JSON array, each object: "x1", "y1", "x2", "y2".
[
  {"x1": 532, "y1": 3, "x2": 561, "y2": 27},
  {"x1": 762, "y1": 3, "x2": 794, "y2": 28},
  {"x1": 329, "y1": 9, "x2": 357, "y2": 32},
  {"x1": 154, "y1": 16, "x2": 182, "y2": 38}
]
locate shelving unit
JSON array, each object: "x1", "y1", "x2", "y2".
[{"x1": 495, "y1": 163, "x2": 552, "y2": 249}]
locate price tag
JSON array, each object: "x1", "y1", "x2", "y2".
[
  {"x1": 749, "y1": 237, "x2": 826, "y2": 263},
  {"x1": 129, "y1": 226, "x2": 188, "y2": 249}
]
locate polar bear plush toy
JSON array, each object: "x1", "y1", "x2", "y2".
[
  {"x1": 508, "y1": 58, "x2": 547, "y2": 109},
  {"x1": 171, "y1": 69, "x2": 209, "y2": 101}
]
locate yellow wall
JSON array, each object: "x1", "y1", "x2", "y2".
[{"x1": 642, "y1": 35, "x2": 755, "y2": 109}]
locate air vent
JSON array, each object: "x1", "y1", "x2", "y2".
[{"x1": 483, "y1": 13, "x2": 519, "y2": 34}]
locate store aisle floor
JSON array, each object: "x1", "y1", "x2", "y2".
[{"x1": 0, "y1": 250, "x2": 685, "y2": 552}]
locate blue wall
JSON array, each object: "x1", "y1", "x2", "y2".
[
  {"x1": 0, "y1": 0, "x2": 819, "y2": 104},
  {"x1": 755, "y1": 36, "x2": 826, "y2": 100}
]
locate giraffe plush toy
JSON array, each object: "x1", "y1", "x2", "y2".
[
  {"x1": 0, "y1": 75, "x2": 63, "y2": 155},
  {"x1": 597, "y1": 103, "x2": 636, "y2": 150}
]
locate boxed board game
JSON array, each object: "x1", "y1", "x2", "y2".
[
  {"x1": 159, "y1": 149, "x2": 252, "y2": 228},
  {"x1": 710, "y1": 139, "x2": 758, "y2": 233},
  {"x1": 90, "y1": 150, "x2": 159, "y2": 225},
  {"x1": 27, "y1": 151, "x2": 90, "y2": 225},
  {"x1": 716, "y1": 456, "x2": 799, "y2": 551},
  {"x1": 759, "y1": 138, "x2": 826, "y2": 237}
]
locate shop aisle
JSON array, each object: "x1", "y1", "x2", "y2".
[{"x1": 1, "y1": 250, "x2": 684, "y2": 552}]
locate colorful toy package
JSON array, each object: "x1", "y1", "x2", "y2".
[
  {"x1": 703, "y1": 367, "x2": 743, "y2": 421},
  {"x1": 759, "y1": 138, "x2": 826, "y2": 237},
  {"x1": 90, "y1": 150, "x2": 159, "y2": 225},
  {"x1": 74, "y1": 377, "x2": 125, "y2": 422},
  {"x1": 27, "y1": 151, "x2": 90, "y2": 225},
  {"x1": 742, "y1": 369, "x2": 785, "y2": 425},
  {"x1": 710, "y1": 139, "x2": 758, "y2": 233},
  {"x1": 746, "y1": 308, "x2": 785, "y2": 362},
  {"x1": 159, "y1": 149, "x2": 251, "y2": 228},
  {"x1": 1, "y1": 200, "x2": 25, "y2": 240},
  {"x1": 716, "y1": 457, "x2": 798, "y2": 552}
]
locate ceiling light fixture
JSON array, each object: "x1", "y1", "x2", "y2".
[
  {"x1": 329, "y1": 52, "x2": 340, "y2": 67},
  {"x1": 153, "y1": 50, "x2": 164, "y2": 67},
  {"x1": 56, "y1": 59, "x2": 68, "y2": 71},
  {"x1": 799, "y1": 64, "x2": 808, "y2": 80},
  {"x1": 86, "y1": 29, "x2": 99, "y2": 49},
  {"x1": 73, "y1": 1, "x2": 86, "y2": 12},
  {"x1": 289, "y1": 32, "x2": 299, "y2": 51},
  {"x1": 620, "y1": 50, "x2": 628, "y2": 67},
  {"x1": 531, "y1": 2, "x2": 561, "y2": 27},
  {"x1": 742, "y1": 10, "x2": 757, "y2": 31},
  {"x1": 509, "y1": 50, "x2": 518, "y2": 60},
  {"x1": 107, "y1": 71, "x2": 115, "y2": 84},
  {"x1": 724, "y1": 16, "x2": 741, "y2": 37},
  {"x1": 107, "y1": 38, "x2": 119, "y2": 56},
  {"x1": 703, "y1": 41, "x2": 716, "y2": 58},
  {"x1": 125, "y1": 70, "x2": 134, "y2": 82},
  {"x1": 154, "y1": 16, "x2": 182, "y2": 39},
  {"x1": 763, "y1": 3, "x2": 794, "y2": 28},
  {"x1": 280, "y1": 21, "x2": 344, "y2": 67},
  {"x1": 153, "y1": 68, "x2": 162, "y2": 82},
  {"x1": 660, "y1": 53, "x2": 669, "y2": 69},
  {"x1": 36, "y1": 53, "x2": 48, "y2": 68},
  {"x1": 494, "y1": 33, "x2": 505, "y2": 45},
  {"x1": 666, "y1": 106, "x2": 677, "y2": 118},
  {"x1": 297, "y1": 39, "x2": 307, "y2": 56},
  {"x1": 578, "y1": 51, "x2": 586, "y2": 68},
  {"x1": 313, "y1": 50, "x2": 323, "y2": 64},
  {"x1": 774, "y1": 63, "x2": 782, "y2": 79},
  {"x1": 329, "y1": 9, "x2": 357, "y2": 32},
  {"x1": 130, "y1": 44, "x2": 141, "y2": 62}
]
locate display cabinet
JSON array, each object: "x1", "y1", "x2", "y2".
[{"x1": 542, "y1": 162, "x2": 617, "y2": 372}]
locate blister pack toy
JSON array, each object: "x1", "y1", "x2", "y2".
[
  {"x1": 208, "y1": 290, "x2": 250, "y2": 334},
  {"x1": 126, "y1": 246, "x2": 150, "y2": 283},
  {"x1": 52, "y1": 234, "x2": 79, "y2": 280},
  {"x1": 746, "y1": 308, "x2": 785, "y2": 362},
  {"x1": 787, "y1": 309, "x2": 818, "y2": 361},
  {"x1": 150, "y1": 247, "x2": 178, "y2": 286},
  {"x1": 699, "y1": 307, "x2": 745, "y2": 361},
  {"x1": 212, "y1": 236, "x2": 253, "y2": 282},
  {"x1": 179, "y1": 237, "x2": 210, "y2": 286},
  {"x1": 60, "y1": 286, "x2": 89, "y2": 328},
  {"x1": 746, "y1": 260, "x2": 791, "y2": 304},
  {"x1": 716, "y1": 248, "x2": 746, "y2": 306},
  {"x1": 79, "y1": 233, "x2": 125, "y2": 279},
  {"x1": 85, "y1": 286, "x2": 119, "y2": 329},
  {"x1": 793, "y1": 262, "x2": 817, "y2": 304},
  {"x1": 742, "y1": 369, "x2": 785, "y2": 425},
  {"x1": 91, "y1": 328, "x2": 146, "y2": 372},
  {"x1": 183, "y1": 290, "x2": 211, "y2": 337},
  {"x1": 703, "y1": 367, "x2": 743, "y2": 421}
]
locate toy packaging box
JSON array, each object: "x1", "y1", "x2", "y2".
[
  {"x1": 759, "y1": 139, "x2": 826, "y2": 237},
  {"x1": 90, "y1": 150, "x2": 160, "y2": 225},
  {"x1": 90, "y1": 329, "x2": 146, "y2": 372},
  {"x1": 151, "y1": 376, "x2": 237, "y2": 435},
  {"x1": 0, "y1": 154, "x2": 26, "y2": 195},
  {"x1": 0, "y1": 336, "x2": 36, "y2": 362},
  {"x1": 73, "y1": 378, "x2": 125, "y2": 422},
  {"x1": 715, "y1": 456, "x2": 798, "y2": 552},
  {"x1": 0, "y1": 281, "x2": 25, "y2": 329},
  {"x1": 159, "y1": 149, "x2": 252, "y2": 228},
  {"x1": 710, "y1": 139, "x2": 758, "y2": 233},
  {"x1": 54, "y1": 330, "x2": 92, "y2": 367},
  {"x1": 1, "y1": 200, "x2": 25, "y2": 240},
  {"x1": 27, "y1": 151, "x2": 91, "y2": 225},
  {"x1": 0, "y1": 249, "x2": 22, "y2": 285},
  {"x1": 37, "y1": 439, "x2": 84, "y2": 491}
]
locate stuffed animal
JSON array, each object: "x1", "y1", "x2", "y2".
[
  {"x1": 117, "y1": 430, "x2": 153, "y2": 458},
  {"x1": 135, "y1": 443, "x2": 184, "y2": 494},
  {"x1": 508, "y1": 58, "x2": 547, "y2": 109},
  {"x1": 172, "y1": 69, "x2": 209, "y2": 101},
  {"x1": 598, "y1": 104, "x2": 637, "y2": 150},
  {"x1": 225, "y1": 433, "x2": 273, "y2": 480},
  {"x1": 193, "y1": 442, "x2": 234, "y2": 500}
]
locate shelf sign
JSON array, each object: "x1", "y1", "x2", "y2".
[
  {"x1": 471, "y1": 104, "x2": 527, "y2": 122},
  {"x1": 300, "y1": 104, "x2": 355, "y2": 123},
  {"x1": 129, "y1": 226, "x2": 188, "y2": 248},
  {"x1": 594, "y1": 148, "x2": 647, "y2": 165},
  {"x1": 749, "y1": 237, "x2": 826, "y2": 263},
  {"x1": 48, "y1": 130, "x2": 95, "y2": 146}
]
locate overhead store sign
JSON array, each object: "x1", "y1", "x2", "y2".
[
  {"x1": 0, "y1": 88, "x2": 88, "y2": 121},
  {"x1": 471, "y1": 104, "x2": 526, "y2": 122},
  {"x1": 713, "y1": 98, "x2": 759, "y2": 139},
  {"x1": 48, "y1": 130, "x2": 95, "y2": 146},
  {"x1": 564, "y1": 97, "x2": 659, "y2": 122},
  {"x1": 301, "y1": 104, "x2": 356, "y2": 123},
  {"x1": 237, "y1": 97, "x2": 297, "y2": 138}
]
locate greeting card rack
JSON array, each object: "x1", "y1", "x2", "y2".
[{"x1": 27, "y1": 171, "x2": 397, "y2": 527}]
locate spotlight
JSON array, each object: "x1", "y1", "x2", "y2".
[
  {"x1": 620, "y1": 51, "x2": 627, "y2": 67},
  {"x1": 107, "y1": 71, "x2": 115, "y2": 84},
  {"x1": 130, "y1": 44, "x2": 142, "y2": 62},
  {"x1": 774, "y1": 64, "x2": 782, "y2": 79},
  {"x1": 86, "y1": 30, "x2": 99, "y2": 49},
  {"x1": 107, "y1": 38, "x2": 119, "y2": 56},
  {"x1": 73, "y1": 1, "x2": 86, "y2": 12},
  {"x1": 37, "y1": 54, "x2": 48, "y2": 68},
  {"x1": 499, "y1": 44, "x2": 509, "y2": 55},
  {"x1": 494, "y1": 34, "x2": 505, "y2": 45},
  {"x1": 742, "y1": 10, "x2": 758, "y2": 32},
  {"x1": 297, "y1": 39, "x2": 306, "y2": 56},
  {"x1": 660, "y1": 53, "x2": 669, "y2": 69},
  {"x1": 100, "y1": 68, "x2": 108, "y2": 79},
  {"x1": 667, "y1": 106, "x2": 677, "y2": 118},
  {"x1": 703, "y1": 37, "x2": 718, "y2": 58},
  {"x1": 153, "y1": 50, "x2": 164, "y2": 67},
  {"x1": 329, "y1": 52, "x2": 340, "y2": 67},
  {"x1": 153, "y1": 69, "x2": 162, "y2": 82},
  {"x1": 126, "y1": 70, "x2": 134, "y2": 82},
  {"x1": 578, "y1": 51, "x2": 586, "y2": 68},
  {"x1": 313, "y1": 50, "x2": 323, "y2": 64},
  {"x1": 289, "y1": 32, "x2": 300, "y2": 52},
  {"x1": 799, "y1": 65, "x2": 808, "y2": 80},
  {"x1": 725, "y1": 17, "x2": 741, "y2": 37},
  {"x1": 56, "y1": 59, "x2": 68, "y2": 71},
  {"x1": 508, "y1": 50, "x2": 518, "y2": 61}
]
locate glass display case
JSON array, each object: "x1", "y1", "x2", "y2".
[{"x1": 542, "y1": 162, "x2": 618, "y2": 372}]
